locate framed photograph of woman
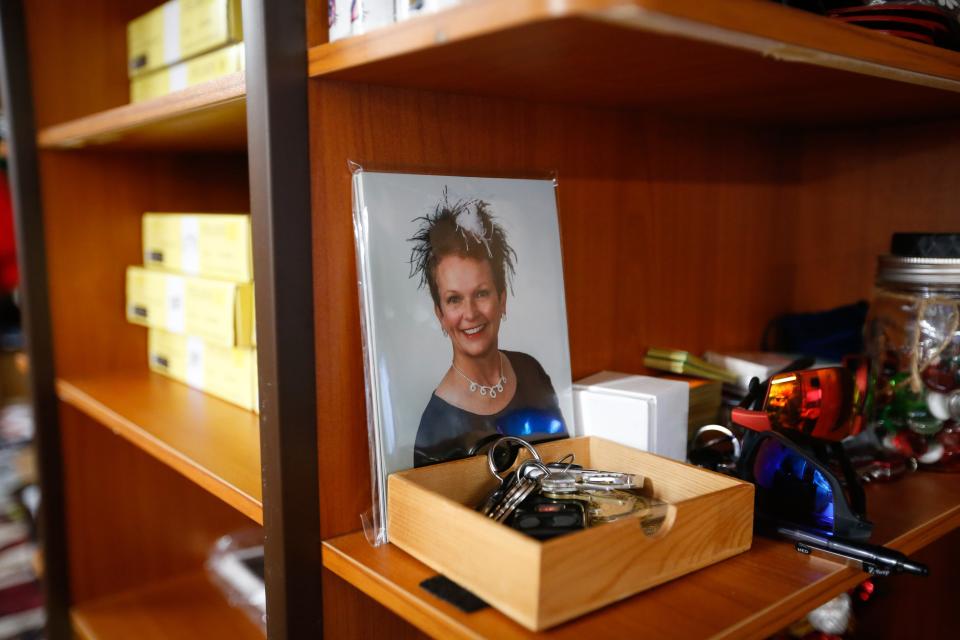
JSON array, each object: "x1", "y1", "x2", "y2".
[{"x1": 352, "y1": 169, "x2": 574, "y2": 542}]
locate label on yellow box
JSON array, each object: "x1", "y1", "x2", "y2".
[
  {"x1": 148, "y1": 329, "x2": 258, "y2": 412},
  {"x1": 126, "y1": 266, "x2": 253, "y2": 347},
  {"x1": 127, "y1": 0, "x2": 243, "y2": 78},
  {"x1": 142, "y1": 212, "x2": 252, "y2": 282},
  {"x1": 130, "y1": 42, "x2": 244, "y2": 102}
]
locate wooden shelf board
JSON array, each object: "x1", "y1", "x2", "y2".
[
  {"x1": 71, "y1": 571, "x2": 264, "y2": 640},
  {"x1": 56, "y1": 371, "x2": 263, "y2": 524},
  {"x1": 323, "y1": 472, "x2": 960, "y2": 639},
  {"x1": 37, "y1": 72, "x2": 246, "y2": 151},
  {"x1": 308, "y1": 0, "x2": 960, "y2": 123}
]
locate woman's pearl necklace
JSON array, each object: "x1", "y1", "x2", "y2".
[{"x1": 452, "y1": 352, "x2": 507, "y2": 399}]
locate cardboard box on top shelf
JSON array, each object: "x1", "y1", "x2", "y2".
[
  {"x1": 127, "y1": 0, "x2": 242, "y2": 78},
  {"x1": 131, "y1": 42, "x2": 244, "y2": 102}
]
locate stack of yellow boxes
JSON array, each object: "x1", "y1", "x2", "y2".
[
  {"x1": 127, "y1": 0, "x2": 244, "y2": 103},
  {"x1": 125, "y1": 213, "x2": 258, "y2": 413}
]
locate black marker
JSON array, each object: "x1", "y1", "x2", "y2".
[{"x1": 775, "y1": 525, "x2": 929, "y2": 577}]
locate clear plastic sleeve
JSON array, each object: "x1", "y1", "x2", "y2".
[{"x1": 350, "y1": 163, "x2": 574, "y2": 545}]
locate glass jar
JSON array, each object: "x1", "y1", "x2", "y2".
[{"x1": 865, "y1": 247, "x2": 960, "y2": 472}]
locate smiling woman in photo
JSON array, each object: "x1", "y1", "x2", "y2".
[{"x1": 408, "y1": 192, "x2": 568, "y2": 467}]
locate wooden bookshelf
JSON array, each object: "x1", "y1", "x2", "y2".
[
  {"x1": 325, "y1": 472, "x2": 960, "y2": 639},
  {"x1": 55, "y1": 372, "x2": 263, "y2": 524},
  {"x1": 37, "y1": 72, "x2": 246, "y2": 151},
  {"x1": 3, "y1": 0, "x2": 959, "y2": 638},
  {"x1": 71, "y1": 572, "x2": 264, "y2": 640},
  {"x1": 1, "y1": 0, "x2": 320, "y2": 637},
  {"x1": 307, "y1": 1, "x2": 960, "y2": 636},
  {"x1": 308, "y1": 0, "x2": 960, "y2": 123}
]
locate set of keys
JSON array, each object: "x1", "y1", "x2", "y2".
[{"x1": 477, "y1": 437, "x2": 667, "y2": 540}]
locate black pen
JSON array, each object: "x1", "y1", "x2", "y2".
[{"x1": 774, "y1": 525, "x2": 929, "y2": 577}]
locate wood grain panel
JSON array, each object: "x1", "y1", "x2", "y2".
[
  {"x1": 37, "y1": 72, "x2": 247, "y2": 151},
  {"x1": 309, "y1": 81, "x2": 790, "y2": 539},
  {"x1": 323, "y1": 532, "x2": 855, "y2": 640},
  {"x1": 307, "y1": 0, "x2": 960, "y2": 124},
  {"x1": 322, "y1": 568, "x2": 425, "y2": 640},
  {"x1": 72, "y1": 572, "x2": 265, "y2": 640},
  {"x1": 310, "y1": 0, "x2": 960, "y2": 83},
  {"x1": 786, "y1": 118, "x2": 960, "y2": 312},
  {"x1": 324, "y1": 471, "x2": 960, "y2": 639},
  {"x1": 25, "y1": 0, "x2": 159, "y2": 128},
  {"x1": 39, "y1": 150, "x2": 249, "y2": 379},
  {"x1": 309, "y1": 76, "x2": 960, "y2": 635},
  {"x1": 57, "y1": 372, "x2": 263, "y2": 523},
  {"x1": 60, "y1": 403, "x2": 256, "y2": 604},
  {"x1": 856, "y1": 529, "x2": 960, "y2": 640},
  {"x1": 310, "y1": 81, "x2": 960, "y2": 542},
  {"x1": 305, "y1": 0, "x2": 327, "y2": 48}
]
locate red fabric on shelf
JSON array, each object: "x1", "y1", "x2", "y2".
[{"x1": 0, "y1": 170, "x2": 19, "y2": 293}]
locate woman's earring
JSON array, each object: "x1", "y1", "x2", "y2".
[{"x1": 442, "y1": 327, "x2": 448, "y2": 337}]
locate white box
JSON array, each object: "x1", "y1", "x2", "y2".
[
  {"x1": 395, "y1": 0, "x2": 459, "y2": 22},
  {"x1": 396, "y1": 0, "x2": 434, "y2": 21},
  {"x1": 329, "y1": 0, "x2": 352, "y2": 42},
  {"x1": 704, "y1": 350, "x2": 795, "y2": 392},
  {"x1": 352, "y1": 0, "x2": 395, "y2": 35},
  {"x1": 573, "y1": 371, "x2": 688, "y2": 461}
]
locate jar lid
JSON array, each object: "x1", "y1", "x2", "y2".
[
  {"x1": 877, "y1": 255, "x2": 960, "y2": 286},
  {"x1": 891, "y1": 233, "x2": 960, "y2": 259}
]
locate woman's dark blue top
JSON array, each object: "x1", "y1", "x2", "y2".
[{"x1": 413, "y1": 350, "x2": 567, "y2": 468}]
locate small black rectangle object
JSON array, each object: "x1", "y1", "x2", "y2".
[{"x1": 420, "y1": 575, "x2": 488, "y2": 613}]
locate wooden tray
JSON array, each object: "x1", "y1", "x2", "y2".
[{"x1": 387, "y1": 436, "x2": 754, "y2": 630}]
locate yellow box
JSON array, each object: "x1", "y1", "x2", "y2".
[
  {"x1": 142, "y1": 212, "x2": 252, "y2": 281},
  {"x1": 388, "y1": 437, "x2": 753, "y2": 631},
  {"x1": 148, "y1": 329, "x2": 258, "y2": 412},
  {"x1": 131, "y1": 42, "x2": 244, "y2": 102},
  {"x1": 126, "y1": 266, "x2": 254, "y2": 347},
  {"x1": 127, "y1": 0, "x2": 243, "y2": 78}
]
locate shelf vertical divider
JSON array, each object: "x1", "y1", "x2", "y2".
[
  {"x1": 0, "y1": 1, "x2": 71, "y2": 637},
  {"x1": 243, "y1": 1, "x2": 322, "y2": 638}
]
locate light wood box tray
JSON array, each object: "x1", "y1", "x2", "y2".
[{"x1": 387, "y1": 436, "x2": 754, "y2": 631}]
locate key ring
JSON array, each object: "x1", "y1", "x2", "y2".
[
  {"x1": 555, "y1": 452, "x2": 576, "y2": 474},
  {"x1": 515, "y1": 459, "x2": 551, "y2": 484},
  {"x1": 487, "y1": 436, "x2": 541, "y2": 484}
]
